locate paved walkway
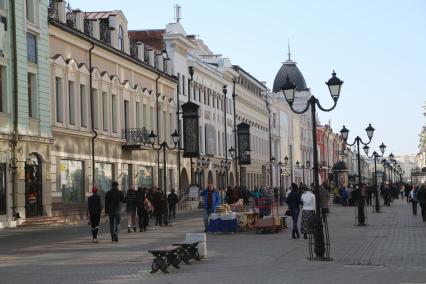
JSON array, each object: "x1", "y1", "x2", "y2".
[{"x1": 0, "y1": 199, "x2": 425, "y2": 284}]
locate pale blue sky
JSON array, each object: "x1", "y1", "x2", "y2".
[{"x1": 70, "y1": 0, "x2": 426, "y2": 156}]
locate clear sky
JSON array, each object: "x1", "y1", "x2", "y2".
[{"x1": 70, "y1": 0, "x2": 426, "y2": 156}]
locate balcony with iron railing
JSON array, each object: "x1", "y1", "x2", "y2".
[{"x1": 122, "y1": 127, "x2": 151, "y2": 150}]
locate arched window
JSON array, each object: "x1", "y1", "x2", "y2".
[{"x1": 118, "y1": 25, "x2": 124, "y2": 51}]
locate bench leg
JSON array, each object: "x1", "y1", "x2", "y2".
[
  {"x1": 189, "y1": 246, "x2": 201, "y2": 261},
  {"x1": 167, "y1": 253, "x2": 180, "y2": 269},
  {"x1": 179, "y1": 249, "x2": 191, "y2": 265}
]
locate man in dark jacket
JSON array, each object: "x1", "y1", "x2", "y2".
[
  {"x1": 286, "y1": 183, "x2": 302, "y2": 239},
  {"x1": 168, "y1": 189, "x2": 178, "y2": 219},
  {"x1": 88, "y1": 185, "x2": 102, "y2": 243},
  {"x1": 105, "y1": 181, "x2": 125, "y2": 242},
  {"x1": 136, "y1": 187, "x2": 148, "y2": 232},
  {"x1": 417, "y1": 186, "x2": 426, "y2": 222},
  {"x1": 152, "y1": 188, "x2": 166, "y2": 226}
]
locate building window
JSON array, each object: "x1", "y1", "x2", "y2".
[
  {"x1": 118, "y1": 25, "x2": 124, "y2": 51},
  {"x1": 124, "y1": 99, "x2": 130, "y2": 131},
  {"x1": 0, "y1": 163, "x2": 5, "y2": 215},
  {"x1": 0, "y1": 67, "x2": 5, "y2": 113},
  {"x1": 111, "y1": 94, "x2": 117, "y2": 133},
  {"x1": 92, "y1": 89, "x2": 98, "y2": 129},
  {"x1": 27, "y1": 73, "x2": 36, "y2": 118},
  {"x1": 142, "y1": 104, "x2": 147, "y2": 128},
  {"x1": 60, "y1": 160, "x2": 84, "y2": 203},
  {"x1": 182, "y1": 75, "x2": 186, "y2": 96},
  {"x1": 0, "y1": 0, "x2": 6, "y2": 10},
  {"x1": 68, "y1": 81, "x2": 75, "y2": 125},
  {"x1": 136, "y1": 102, "x2": 141, "y2": 128},
  {"x1": 80, "y1": 84, "x2": 87, "y2": 127},
  {"x1": 121, "y1": 164, "x2": 132, "y2": 196},
  {"x1": 95, "y1": 162, "x2": 114, "y2": 204},
  {"x1": 55, "y1": 77, "x2": 62, "y2": 122},
  {"x1": 136, "y1": 165, "x2": 153, "y2": 189},
  {"x1": 25, "y1": 0, "x2": 34, "y2": 23},
  {"x1": 102, "y1": 92, "x2": 108, "y2": 131},
  {"x1": 26, "y1": 33, "x2": 37, "y2": 63}
]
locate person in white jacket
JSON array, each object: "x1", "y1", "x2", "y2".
[{"x1": 301, "y1": 188, "x2": 316, "y2": 239}]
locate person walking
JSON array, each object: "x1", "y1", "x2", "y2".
[
  {"x1": 168, "y1": 189, "x2": 178, "y2": 220},
  {"x1": 417, "y1": 186, "x2": 426, "y2": 221},
  {"x1": 136, "y1": 187, "x2": 148, "y2": 232},
  {"x1": 285, "y1": 183, "x2": 302, "y2": 239},
  {"x1": 153, "y1": 188, "x2": 166, "y2": 226},
  {"x1": 105, "y1": 181, "x2": 125, "y2": 242},
  {"x1": 87, "y1": 185, "x2": 102, "y2": 243},
  {"x1": 200, "y1": 184, "x2": 221, "y2": 232},
  {"x1": 301, "y1": 186, "x2": 316, "y2": 240},
  {"x1": 125, "y1": 185, "x2": 137, "y2": 233},
  {"x1": 409, "y1": 186, "x2": 419, "y2": 216}
]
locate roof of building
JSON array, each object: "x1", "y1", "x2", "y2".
[
  {"x1": 128, "y1": 30, "x2": 165, "y2": 51},
  {"x1": 84, "y1": 11, "x2": 122, "y2": 20},
  {"x1": 272, "y1": 59, "x2": 308, "y2": 93}
]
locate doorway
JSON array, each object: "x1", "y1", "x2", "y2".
[{"x1": 25, "y1": 153, "x2": 43, "y2": 217}]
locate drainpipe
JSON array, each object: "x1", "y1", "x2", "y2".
[
  {"x1": 10, "y1": 0, "x2": 18, "y2": 220},
  {"x1": 89, "y1": 43, "x2": 97, "y2": 185},
  {"x1": 265, "y1": 94, "x2": 273, "y2": 187},
  {"x1": 176, "y1": 79, "x2": 181, "y2": 192},
  {"x1": 155, "y1": 74, "x2": 160, "y2": 188}
]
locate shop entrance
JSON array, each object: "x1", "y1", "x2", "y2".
[{"x1": 25, "y1": 153, "x2": 43, "y2": 218}]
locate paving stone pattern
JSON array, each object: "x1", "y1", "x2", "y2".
[{"x1": 0, "y1": 200, "x2": 426, "y2": 284}]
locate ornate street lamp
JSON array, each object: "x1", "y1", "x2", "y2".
[
  {"x1": 340, "y1": 123, "x2": 375, "y2": 226},
  {"x1": 280, "y1": 70, "x2": 343, "y2": 260},
  {"x1": 147, "y1": 130, "x2": 180, "y2": 225},
  {"x1": 363, "y1": 142, "x2": 386, "y2": 213},
  {"x1": 237, "y1": 122, "x2": 251, "y2": 165}
]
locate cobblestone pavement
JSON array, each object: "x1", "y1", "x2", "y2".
[{"x1": 1, "y1": 200, "x2": 426, "y2": 284}]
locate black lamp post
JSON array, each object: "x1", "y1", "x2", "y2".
[
  {"x1": 363, "y1": 142, "x2": 386, "y2": 213},
  {"x1": 340, "y1": 123, "x2": 375, "y2": 226},
  {"x1": 280, "y1": 71, "x2": 343, "y2": 260},
  {"x1": 147, "y1": 130, "x2": 180, "y2": 225},
  {"x1": 271, "y1": 157, "x2": 288, "y2": 202},
  {"x1": 223, "y1": 85, "x2": 229, "y2": 190}
]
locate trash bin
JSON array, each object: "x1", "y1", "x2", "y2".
[{"x1": 186, "y1": 232, "x2": 207, "y2": 258}]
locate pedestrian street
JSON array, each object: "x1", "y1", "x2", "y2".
[{"x1": 0, "y1": 199, "x2": 425, "y2": 284}]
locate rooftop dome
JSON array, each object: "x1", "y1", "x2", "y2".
[{"x1": 272, "y1": 59, "x2": 308, "y2": 93}]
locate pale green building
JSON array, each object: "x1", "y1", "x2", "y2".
[{"x1": 0, "y1": 0, "x2": 52, "y2": 228}]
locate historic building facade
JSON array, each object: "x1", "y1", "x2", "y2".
[
  {"x1": 270, "y1": 56, "x2": 314, "y2": 189},
  {"x1": 48, "y1": 3, "x2": 176, "y2": 219},
  {"x1": 0, "y1": 0, "x2": 52, "y2": 227}
]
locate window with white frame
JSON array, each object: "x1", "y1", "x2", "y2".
[
  {"x1": 142, "y1": 104, "x2": 147, "y2": 128},
  {"x1": 68, "y1": 81, "x2": 75, "y2": 125},
  {"x1": 118, "y1": 25, "x2": 124, "y2": 51},
  {"x1": 55, "y1": 77, "x2": 63, "y2": 123},
  {"x1": 80, "y1": 84, "x2": 87, "y2": 127},
  {"x1": 25, "y1": 0, "x2": 35, "y2": 24},
  {"x1": 111, "y1": 94, "x2": 117, "y2": 133},
  {"x1": 124, "y1": 99, "x2": 130, "y2": 131},
  {"x1": 102, "y1": 91, "x2": 108, "y2": 131},
  {"x1": 26, "y1": 32, "x2": 37, "y2": 63},
  {"x1": 0, "y1": 0, "x2": 6, "y2": 10},
  {"x1": 92, "y1": 89, "x2": 98, "y2": 129},
  {"x1": 0, "y1": 66, "x2": 5, "y2": 113},
  {"x1": 136, "y1": 102, "x2": 141, "y2": 128}
]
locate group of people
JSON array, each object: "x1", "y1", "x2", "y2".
[
  {"x1": 87, "y1": 182, "x2": 179, "y2": 243},
  {"x1": 408, "y1": 184, "x2": 426, "y2": 221},
  {"x1": 285, "y1": 183, "x2": 330, "y2": 239}
]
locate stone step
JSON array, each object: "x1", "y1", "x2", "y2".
[{"x1": 19, "y1": 216, "x2": 80, "y2": 227}]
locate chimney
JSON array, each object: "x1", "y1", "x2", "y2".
[
  {"x1": 156, "y1": 53, "x2": 164, "y2": 72},
  {"x1": 73, "y1": 9, "x2": 84, "y2": 32},
  {"x1": 108, "y1": 16, "x2": 116, "y2": 48},
  {"x1": 136, "y1": 42, "x2": 144, "y2": 61},
  {"x1": 148, "y1": 49, "x2": 154, "y2": 67},
  {"x1": 92, "y1": 19, "x2": 100, "y2": 40},
  {"x1": 55, "y1": 0, "x2": 66, "y2": 24}
]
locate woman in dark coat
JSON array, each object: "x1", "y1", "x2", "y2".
[{"x1": 286, "y1": 183, "x2": 302, "y2": 239}]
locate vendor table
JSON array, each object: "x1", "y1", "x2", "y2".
[{"x1": 208, "y1": 212, "x2": 237, "y2": 233}]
